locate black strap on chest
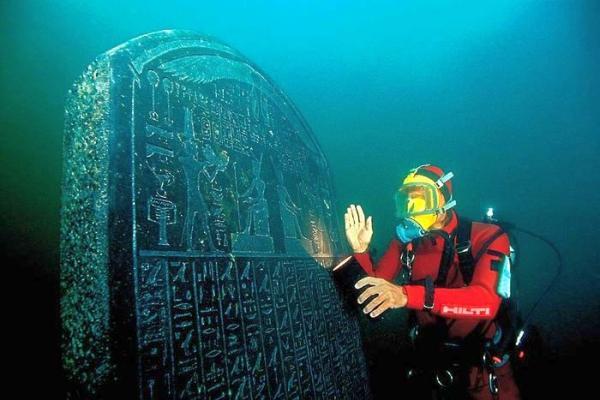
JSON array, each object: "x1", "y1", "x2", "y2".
[
  {"x1": 456, "y1": 218, "x2": 506, "y2": 285},
  {"x1": 433, "y1": 229, "x2": 456, "y2": 286},
  {"x1": 455, "y1": 218, "x2": 475, "y2": 284},
  {"x1": 423, "y1": 276, "x2": 435, "y2": 310}
]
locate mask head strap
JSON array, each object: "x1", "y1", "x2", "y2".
[{"x1": 412, "y1": 167, "x2": 454, "y2": 207}]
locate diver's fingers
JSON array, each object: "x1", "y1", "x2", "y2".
[
  {"x1": 355, "y1": 276, "x2": 384, "y2": 290},
  {"x1": 357, "y1": 205, "x2": 365, "y2": 226},
  {"x1": 366, "y1": 216, "x2": 373, "y2": 233},
  {"x1": 362, "y1": 292, "x2": 386, "y2": 314},
  {"x1": 369, "y1": 299, "x2": 392, "y2": 318},
  {"x1": 351, "y1": 204, "x2": 361, "y2": 228},
  {"x1": 357, "y1": 285, "x2": 379, "y2": 305},
  {"x1": 344, "y1": 212, "x2": 351, "y2": 230}
]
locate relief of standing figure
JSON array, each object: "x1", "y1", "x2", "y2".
[{"x1": 231, "y1": 154, "x2": 274, "y2": 253}]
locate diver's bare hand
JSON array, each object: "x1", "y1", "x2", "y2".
[
  {"x1": 355, "y1": 277, "x2": 408, "y2": 318},
  {"x1": 344, "y1": 204, "x2": 373, "y2": 253}
]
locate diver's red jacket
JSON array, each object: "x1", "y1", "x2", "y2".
[{"x1": 354, "y1": 212, "x2": 510, "y2": 339}]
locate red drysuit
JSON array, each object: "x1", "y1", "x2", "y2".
[{"x1": 354, "y1": 212, "x2": 520, "y2": 399}]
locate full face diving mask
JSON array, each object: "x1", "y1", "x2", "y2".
[{"x1": 394, "y1": 170, "x2": 456, "y2": 243}]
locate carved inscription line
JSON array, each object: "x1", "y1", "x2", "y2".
[
  {"x1": 164, "y1": 260, "x2": 176, "y2": 395},
  {"x1": 272, "y1": 261, "x2": 302, "y2": 399},
  {"x1": 139, "y1": 250, "x2": 335, "y2": 260},
  {"x1": 282, "y1": 261, "x2": 317, "y2": 399},
  {"x1": 231, "y1": 260, "x2": 256, "y2": 400},
  {"x1": 249, "y1": 260, "x2": 275, "y2": 399},
  {"x1": 190, "y1": 260, "x2": 206, "y2": 396},
  {"x1": 290, "y1": 261, "x2": 320, "y2": 398}
]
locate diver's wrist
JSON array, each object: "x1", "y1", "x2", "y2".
[{"x1": 353, "y1": 244, "x2": 369, "y2": 253}]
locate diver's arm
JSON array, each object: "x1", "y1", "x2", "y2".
[
  {"x1": 403, "y1": 233, "x2": 508, "y2": 320},
  {"x1": 354, "y1": 239, "x2": 403, "y2": 281}
]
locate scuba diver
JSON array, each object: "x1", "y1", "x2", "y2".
[{"x1": 341, "y1": 164, "x2": 521, "y2": 399}]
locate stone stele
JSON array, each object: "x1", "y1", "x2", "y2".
[{"x1": 60, "y1": 30, "x2": 371, "y2": 399}]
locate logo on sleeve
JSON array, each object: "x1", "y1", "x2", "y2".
[{"x1": 441, "y1": 305, "x2": 491, "y2": 317}]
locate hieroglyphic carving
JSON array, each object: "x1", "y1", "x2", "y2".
[
  {"x1": 195, "y1": 260, "x2": 228, "y2": 398},
  {"x1": 135, "y1": 257, "x2": 371, "y2": 399},
  {"x1": 253, "y1": 261, "x2": 287, "y2": 399},
  {"x1": 61, "y1": 31, "x2": 369, "y2": 399},
  {"x1": 138, "y1": 260, "x2": 171, "y2": 399},
  {"x1": 145, "y1": 121, "x2": 177, "y2": 247},
  {"x1": 280, "y1": 261, "x2": 316, "y2": 398}
]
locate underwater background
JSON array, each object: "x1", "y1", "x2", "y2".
[{"x1": 2, "y1": 0, "x2": 598, "y2": 398}]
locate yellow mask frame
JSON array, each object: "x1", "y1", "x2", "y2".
[{"x1": 394, "y1": 169, "x2": 456, "y2": 230}]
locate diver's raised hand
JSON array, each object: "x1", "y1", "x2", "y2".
[{"x1": 344, "y1": 204, "x2": 373, "y2": 253}]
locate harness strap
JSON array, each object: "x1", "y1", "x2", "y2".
[
  {"x1": 472, "y1": 228, "x2": 506, "y2": 268},
  {"x1": 456, "y1": 219, "x2": 506, "y2": 285},
  {"x1": 433, "y1": 229, "x2": 456, "y2": 286},
  {"x1": 455, "y1": 218, "x2": 475, "y2": 284},
  {"x1": 424, "y1": 276, "x2": 435, "y2": 310}
]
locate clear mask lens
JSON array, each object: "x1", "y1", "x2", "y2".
[{"x1": 394, "y1": 183, "x2": 440, "y2": 219}]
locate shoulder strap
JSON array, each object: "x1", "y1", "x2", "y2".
[
  {"x1": 458, "y1": 220, "x2": 506, "y2": 285},
  {"x1": 433, "y1": 230, "x2": 455, "y2": 286},
  {"x1": 432, "y1": 214, "x2": 468, "y2": 286},
  {"x1": 456, "y1": 218, "x2": 475, "y2": 284},
  {"x1": 473, "y1": 227, "x2": 506, "y2": 266},
  {"x1": 456, "y1": 217, "x2": 473, "y2": 245}
]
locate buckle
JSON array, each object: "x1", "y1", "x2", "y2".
[
  {"x1": 488, "y1": 372, "x2": 499, "y2": 395},
  {"x1": 435, "y1": 369, "x2": 455, "y2": 388},
  {"x1": 456, "y1": 241, "x2": 471, "y2": 254},
  {"x1": 401, "y1": 250, "x2": 415, "y2": 266}
]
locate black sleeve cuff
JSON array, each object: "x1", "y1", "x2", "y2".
[{"x1": 424, "y1": 276, "x2": 435, "y2": 310}]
